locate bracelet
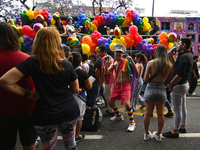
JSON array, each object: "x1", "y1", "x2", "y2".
[{"x1": 24, "y1": 89, "x2": 30, "y2": 97}]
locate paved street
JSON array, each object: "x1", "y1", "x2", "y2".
[{"x1": 16, "y1": 83, "x2": 200, "y2": 150}]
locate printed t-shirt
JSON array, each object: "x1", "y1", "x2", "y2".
[{"x1": 66, "y1": 25, "x2": 76, "y2": 39}]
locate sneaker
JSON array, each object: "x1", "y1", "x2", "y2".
[
  {"x1": 127, "y1": 123, "x2": 136, "y2": 132},
  {"x1": 162, "y1": 131, "x2": 179, "y2": 138},
  {"x1": 110, "y1": 115, "x2": 124, "y2": 121},
  {"x1": 96, "y1": 99, "x2": 103, "y2": 105},
  {"x1": 144, "y1": 131, "x2": 152, "y2": 141},
  {"x1": 35, "y1": 141, "x2": 39, "y2": 148},
  {"x1": 178, "y1": 128, "x2": 186, "y2": 133},
  {"x1": 164, "y1": 112, "x2": 174, "y2": 117},
  {"x1": 152, "y1": 131, "x2": 161, "y2": 142},
  {"x1": 191, "y1": 93, "x2": 196, "y2": 96},
  {"x1": 76, "y1": 134, "x2": 85, "y2": 143},
  {"x1": 140, "y1": 105, "x2": 145, "y2": 109}
]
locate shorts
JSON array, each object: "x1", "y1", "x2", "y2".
[
  {"x1": 0, "y1": 111, "x2": 38, "y2": 149},
  {"x1": 73, "y1": 93, "x2": 86, "y2": 120},
  {"x1": 143, "y1": 81, "x2": 167, "y2": 102},
  {"x1": 110, "y1": 82, "x2": 131, "y2": 100}
]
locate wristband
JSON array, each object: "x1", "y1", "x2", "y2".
[{"x1": 24, "y1": 89, "x2": 30, "y2": 97}]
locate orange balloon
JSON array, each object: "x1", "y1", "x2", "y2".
[
  {"x1": 92, "y1": 20, "x2": 99, "y2": 27},
  {"x1": 82, "y1": 36, "x2": 92, "y2": 45},
  {"x1": 159, "y1": 32, "x2": 168, "y2": 40}
]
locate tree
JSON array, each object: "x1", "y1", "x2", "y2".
[
  {"x1": 0, "y1": 0, "x2": 37, "y2": 22},
  {"x1": 40, "y1": 0, "x2": 88, "y2": 16}
]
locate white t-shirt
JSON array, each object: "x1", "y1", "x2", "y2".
[
  {"x1": 82, "y1": 63, "x2": 89, "y2": 74},
  {"x1": 66, "y1": 25, "x2": 76, "y2": 39}
]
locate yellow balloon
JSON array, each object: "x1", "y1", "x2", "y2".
[
  {"x1": 143, "y1": 17, "x2": 149, "y2": 24},
  {"x1": 82, "y1": 44, "x2": 90, "y2": 54},
  {"x1": 119, "y1": 37, "x2": 125, "y2": 44},
  {"x1": 51, "y1": 18, "x2": 56, "y2": 25},
  {"x1": 18, "y1": 37, "x2": 23, "y2": 42},
  {"x1": 169, "y1": 42, "x2": 174, "y2": 49},
  {"x1": 109, "y1": 43, "x2": 117, "y2": 51}
]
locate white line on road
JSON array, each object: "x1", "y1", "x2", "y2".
[
  {"x1": 37, "y1": 135, "x2": 103, "y2": 141},
  {"x1": 161, "y1": 133, "x2": 200, "y2": 138}
]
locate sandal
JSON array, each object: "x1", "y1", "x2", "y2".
[{"x1": 75, "y1": 134, "x2": 85, "y2": 143}]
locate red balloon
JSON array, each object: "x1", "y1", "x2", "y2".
[
  {"x1": 22, "y1": 25, "x2": 36, "y2": 35},
  {"x1": 137, "y1": 36, "x2": 143, "y2": 42},
  {"x1": 129, "y1": 25, "x2": 138, "y2": 36}
]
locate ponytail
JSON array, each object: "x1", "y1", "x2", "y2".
[{"x1": 136, "y1": 53, "x2": 147, "y2": 65}]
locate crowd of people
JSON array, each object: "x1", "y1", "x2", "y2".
[{"x1": 0, "y1": 16, "x2": 199, "y2": 150}]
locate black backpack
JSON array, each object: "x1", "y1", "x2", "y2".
[{"x1": 81, "y1": 106, "x2": 102, "y2": 131}]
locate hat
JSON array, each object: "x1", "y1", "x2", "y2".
[{"x1": 113, "y1": 44, "x2": 126, "y2": 53}]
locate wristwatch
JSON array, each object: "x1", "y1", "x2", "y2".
[{"x1": 24, "y1": 89, "x2": 30, "y2": 97}]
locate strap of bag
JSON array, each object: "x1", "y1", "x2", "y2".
[{"x1": 148, "y1": 72, "x2": 159, "y2": 83}]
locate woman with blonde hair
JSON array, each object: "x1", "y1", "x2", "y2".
[
  {"x1": 0, "y1": 27, "x2": 80, "y2": 149},
  {"x1": 143, "y1": 45, "x2": 173, "y2": 142}
]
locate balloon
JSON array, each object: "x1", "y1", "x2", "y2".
[
  {"x1": 22, "y1": 25, "x2": 36, "y2": 35},
  {"x1": 53, "y1": 12, "x2": 60, "y2": 20},
  {"x1": 33, "y1": 23, "x2": 44, "y2": 32},
  {"x1": 129, "y1": 25, "x2": 138, "y2": 35},
  {"x1": 114, "y1": 27, "x2": 121, "y2": 38},
  {"x1": 167, "y1": 32, "x2": 177, "y2": 42},
  {"x1": 142, "y1": 44, "x2": 148, "y2": 50},
  {"x1": 82, "y1": 36, "x2": 92, "y2": 45},
  {"x1": 159, "y1": 32, "x2": 168, "y2": 40},
  {"x1": 97, "y1": 38, "x2": 103, "y2": 46},
  {"x1": 82, "y1": 44, "x2": 90, "y2": 54},
  {"x1": 169, "y1": 42, "x2": 174, "y2": 49},
  {"x1": 142, "y1": 17, "x2": 149, "y2": 24},
  {"x1": 51, "y1": 18, "x2": 56, "y2": 25},
  {"x1": 36, "y1": 14, "x2": 45, "y2": 22},
  {"x1": 109, "y1": 43, "x2": 117, "y2": 51}
]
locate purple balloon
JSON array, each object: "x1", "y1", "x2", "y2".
[
  {"x1": 148, "y1": 44, "x2": 152, "y2": 49},
  {"x1": 142, "y1": 44, "x2": 148, "y2": 50},
  {"x1": 141, "y1": 40, "x2": 146, "y2": 44},
  {"x1": 26, "y1": 41, "x2": 31, "y2": 46},
  {"x1": 97, "y1": 38, "x2": 103, "y2": 46}
]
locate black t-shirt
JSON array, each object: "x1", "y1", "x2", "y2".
[
  {"x1": 76, "y1": 68, "x2": 89, "y2": 88},
  {"x1": 15, "y1": 57, "x2": 80, "y2": 126},
  {"x1": 92, "y1": 57, "x2": 101, "y2": 79},
  {"x1": 149, "y1": 25, "x2": 159, "y2": 44},
  {"x1": 173, "y1": 51, "x2": 193, "y2": 84}
]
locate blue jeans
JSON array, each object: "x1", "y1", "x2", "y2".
[
  {"x1": 165, "y1": 99, "x2": 172, "y2": 112},
  {"x1": 88, "y1": 80, "x2": 99, "y2": 107}
]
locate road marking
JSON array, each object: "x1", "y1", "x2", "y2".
[
  {"x1": 161, "y1": 133, "x2": 200, "y2": 138},
  {"x1": 37, "y1": 135, "x2": 103, "y2": 141}
]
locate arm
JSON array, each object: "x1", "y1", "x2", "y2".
[
  {"x1": 100, "y1": 69, "x2": 104, "y2": 89},
  {"x1": 165, "y1": 66, "x2": 173, "y2": 84},
  {"x1": 95, "y1": 68, "x2": 101, "y2": 84},
  {"x1": 192, "y1": 69, "x2": 197, "y2": 79},
  {"x1": 70, "y1": 79, "x2": 79, "y2": 93},
  {"x1": 0, "y1": 67, "x2": 40, "y2": 101},
  {"x1": 143, "y1": 62, "x2": 151, "y2": 82},
  {"x1": 68, "y1": 28, "x2": 81, "y2": 34},
  {"x1": 104, "y1": 62, "x2": 114, "y2": 75},
  {"x1": 168, "y1": 53, "x2": 175, "y2": 65},
  {"x1": 168, "y1": 75, "x2": 182, "y2": 91},
  {"x1": 126, "y1": 55, "x2": 138, "y2": 73},
  {"x1": 84, "y1": 78, "x2": 92, "y2": 90}
]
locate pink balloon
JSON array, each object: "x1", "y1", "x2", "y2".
[
  {"x1": 22, "y1": 25, "x2": 36, "y2": 36},
  {"x1": 129, "y1": 25, "x2": 138, "y2": 36}
]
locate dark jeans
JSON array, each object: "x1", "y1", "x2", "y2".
[
  {"x1": 188, "y1": 78, "x2": 197, "y2": 94},
  {"x1": 88, "y1": 80, "x2": 99, "y2": 107}
]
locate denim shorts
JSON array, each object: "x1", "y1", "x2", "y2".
[{"x1": 143, "y1": 81, "x2": 167, "y2": 102}]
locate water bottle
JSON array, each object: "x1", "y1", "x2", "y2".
[{"x1": 168, "y1": 46, "x2": 177, "y2": 54}]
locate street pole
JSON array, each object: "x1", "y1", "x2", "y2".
[{"x1": 152, "y1": 0, "x2": 154, "y2": 17}]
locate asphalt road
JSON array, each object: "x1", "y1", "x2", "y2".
[{"x1": 16, "y1": 83, "x2": 200, "y2": 150}]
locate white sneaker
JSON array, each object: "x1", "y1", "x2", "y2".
[
  {"x1": 127, "y1": 123, "x2": 136, "y2": 132},
  {"x1": 144, "y1": 131, "x2": 152, "y2": 141},
  {"x1": 153, "y1": 131, "x2": 161, "y2": 142},
  {"x1": 110, "y1": 115, "x2": 124, "y2": 121},
  {"x1": 191, "y1": 93, "x2": 196, "y2": 95}
]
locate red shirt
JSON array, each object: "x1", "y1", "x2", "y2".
[
  {"x1": 101, "y1": 55, "x2": 115, "y2": 84},
  {"x1": 0, "y1": 50, "x2": 35, "y2": 116}
]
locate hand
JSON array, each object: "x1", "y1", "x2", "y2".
[
  {"x1": 114, "y1": 61, "x2": 118, "y2": 68},
  {"x1": 126, "y1": 54, "x2": 133, "y2": 62},
  {"x1": 28, "y1": 91, "x2": 40, "y2": 101},
  {"x1": 194, "y1": 75, "x2": 197, "y2": 79},
  {"x1": 168, "y1": 52, "x2": 173, "y2": 57},
  {"x1": 100, "y1": 82, "x2": 104, "y2": 90},
  {"x1": 77, "y1": 28, "x2": 81, "y2": 32},
  {"x1": 168, "y1": 84, "x2": 173, "y2": 92}
]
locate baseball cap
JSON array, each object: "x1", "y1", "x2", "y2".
[{"x1": 113, "y1": 44, "x2": 126, "y2": 53}]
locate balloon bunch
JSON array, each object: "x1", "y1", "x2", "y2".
[
  {"x1": 9, "y1": 19, "x2": 16, "y2": 25},
  {"x1": 116, "y1": 15, "x2": 124, "y2": 26},
  {"x1": 158, "y1": 32, "x2": 177, "y2": 50},
  {"x1": 11, "y1": 25, "x2": 24, "y2": 37},
  {"x1": 101, "y1": 13, "x2": 113, "y2": 23},
  {"x1": 135, "y1": 40, "x2": 154, "y2": 56},
  {"x1": 51, "y1": 12, "x2": 60, "y2": 25},
  {"x1": 67, "y1": 37, "x2": 79, "y2": 46},
  {"x1": 142, "y1": 17, "x2": 151, "y2": 34},
  {"x1": 23, "y1": 35, "x2": 34, "y2": 53},
  {"x1": 121, "y1": 10, "x2": 134, "y2": 28}
]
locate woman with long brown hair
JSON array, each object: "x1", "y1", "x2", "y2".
[
  {"x1": 143, "y1": 45, "x2": 173, "y2": 142},
  {"x1": 0, "y1": 27, "x2": 80, "y2": 149}
]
